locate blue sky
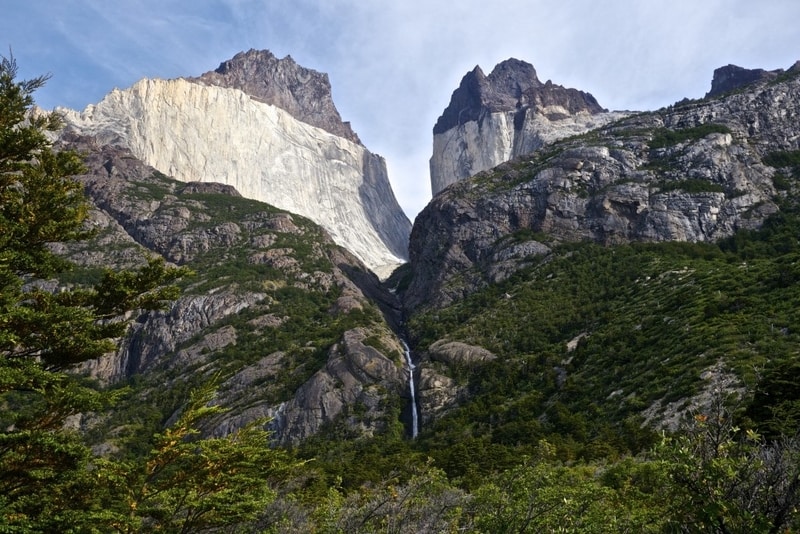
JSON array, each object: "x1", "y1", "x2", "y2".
[{"x1": 4, "y1": 0, "x2": 799, "y2": 220}]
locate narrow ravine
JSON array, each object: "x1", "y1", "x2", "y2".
[{"x1": 402, "y1": 340, "x2": 419, "y2": 438}]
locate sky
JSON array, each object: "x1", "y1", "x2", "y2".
[{"x1": 4, "y1": 0, "x2": 799, "y2": 221}]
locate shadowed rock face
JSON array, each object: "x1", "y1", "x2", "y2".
[
  {"x1": 433, "y1": 58, "x2": 605, "y2": 135},
  {"x1": 706, "y1": 65, "x2": 777, "y2": 98},
  {"x1": 705, "y1": 62, "x2": 800, "y2": 98},
  {"x1": 430, "y1": 58, "x2": 620, "y2": 195}
]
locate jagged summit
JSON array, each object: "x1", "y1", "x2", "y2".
[
  {"x1": 433, "y1": 58, "x2": 605, "y2": 135},
  {"x1": 190, "y1": 49, "x2": 360, "y2": 143},
  {"x1": 430, "y1": 58, "x2": 621, "y2": 195}
]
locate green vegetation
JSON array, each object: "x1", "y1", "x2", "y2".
[
  {"x1": 403, "y1": 200, "x2": 800, "y2": 465},
  {"x1": 87, "y1": 382, "x2": 297, "y2": 533},
  {"x1": 0, "y1": 55, "x2": 297, "y2": 531},
  {"x1": 286, "y1": 193, "x2": 800, "y2": 531},
  {"x1": 764, "y1": 149, "x2": 800, "y2": 171},
  {"x1": 656, "y1": 178, "x2": 726, "y2": 194},
  {"x1": 649, "y1": 123, "x2": 732, "y2": 149}
]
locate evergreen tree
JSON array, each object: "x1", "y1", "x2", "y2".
[{"x1": 0, "y1": 53, "x2": 188, "y2": 530}]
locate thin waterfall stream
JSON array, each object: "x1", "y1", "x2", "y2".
[{"x1": 402, "y1": 341, "x2": 419, "y2": 438}]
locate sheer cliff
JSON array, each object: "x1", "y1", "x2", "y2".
[
  {"x1": 59, "y1": 50, "x2": 410, "y2": 277},
  {"x1": 430, "y1": 58, "x2": 626, "y2": 196}
]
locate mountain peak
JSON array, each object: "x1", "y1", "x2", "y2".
[
  {"x1": 486, "y1": 58, "x2": 541, "y2": 95},
  {"x1": 190, "y1": 49, "x2": 360, "y2": 143},
  {"x1": 705, "y1": 61, "x2": 800, "y2": 98},
  {"x1": 433, "y1": 58, "x2": 603, "y2": 134},
  {"x1": 706, "y1": 64, "x2": 777, "y2": 98}
]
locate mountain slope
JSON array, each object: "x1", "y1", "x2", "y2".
[
  {"x1": 401, "y1": 213, "x2": 800, "y2": 467},
  {"x1": 59, "y1": 50, "x2": 410, "y2": 277},
  {"x1": 56, "y1": 134, "x2": 411, "y2": 446},
  {"x1": 32, "y1": 57, "x2": 800, "y2": 531}
]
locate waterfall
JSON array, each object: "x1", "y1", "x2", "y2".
[{"x1": 402, "y1": 341, "x2": 419, "y2": 438}]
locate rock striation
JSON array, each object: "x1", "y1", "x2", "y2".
[
  {"x1": 406, "y1": 63, "x2": 800, "y2": 311},
  {"x1": 430, "y1": 58, "x2": 626, "y2": 196},
  {"x1": 59, "y1": 50, "x2": 410, "y2": 277}
]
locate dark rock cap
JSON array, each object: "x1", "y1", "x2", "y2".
[
  {"x1": 190, "y1": 49, "x2": 360, "y2": 143},
  {"x1": 433, "y1": 58, "x2": 605, "y2": 134},
  {"x1": 705, "y1": 64, "x2": 780, "y2": 98},
  {"x1": 704, "y1": 61, "x2": 800, "y2": 98}
]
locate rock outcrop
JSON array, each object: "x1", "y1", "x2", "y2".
[
  {"x1": 430, "y1": 58, "x2": 626, "y2": 196},
  {"x1": 272, "y1": 328, "x2": 405, "y2": 445},
  {"x1": 406, "y1": 63, "x2": 800, "y2": 311},
  {"x1": 428, "y1": 340, "x2": 497, "y2": 367},
  {"x1": 705, "y1": 62, "x2": 800, "y2": 97},
  {"x1": 59, "y1": 50, "x2": 410, "y2": 277},
  {"x1": 204, "y1": 327, "x2": 407, "y2": 446}
]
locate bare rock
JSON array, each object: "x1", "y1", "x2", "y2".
[
  {"x1": 276, "y1": 328, "x2": 404, "y2": 445},
  {"x1": 191, "y1": 49, "x2": 360, "y2": 143},
  {"x1": 431, "y1": 58, "x2": 622, "y2": 195},
  {"x1": 428, "y1": 340, "x2": 497, "y2": 367},
  {"x1": 706, "y1": 64, "x2": 781, "y2": 98},
  {"x1": 59, "y1": 51, "x2": 411, "y2": 275},
  {"x1": 417, "y1": 366, "x2": 462, "y2": 425}
]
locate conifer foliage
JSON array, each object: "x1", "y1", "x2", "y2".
[{"x1": 0, "y1": 55, "x2": 290, "y2": 532}]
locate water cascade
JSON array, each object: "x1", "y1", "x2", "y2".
[{"x1": 402, "y1": 341, "x2": 419, "y2": 438}]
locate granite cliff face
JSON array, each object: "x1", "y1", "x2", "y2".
[
  {"x1": 430, "y1": 58, "x2": 626, "y2": 196},
  {"x1": 59, "y1": 50, "x2": 410, "y2": 277},
  {"x1": 406, "y1": 63, "x2": 800, "y2": 311}
]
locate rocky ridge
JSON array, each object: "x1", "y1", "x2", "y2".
[
  {"x1": 58, "y1": 135, "x2": 410, "y2": 445},
  {"x1": 430, "y1": 58, "x2": 626, "y2": 195},
  {"x1": 59, "y1": 50, "x2": 410, "y2": 277},
  {"x1": 406, "y1": 62, "x2": 800, "y2": 311}
]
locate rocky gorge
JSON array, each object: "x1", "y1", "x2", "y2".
[{"x1": 55, "y1": 133, "x2": 410, "y2": 446}]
